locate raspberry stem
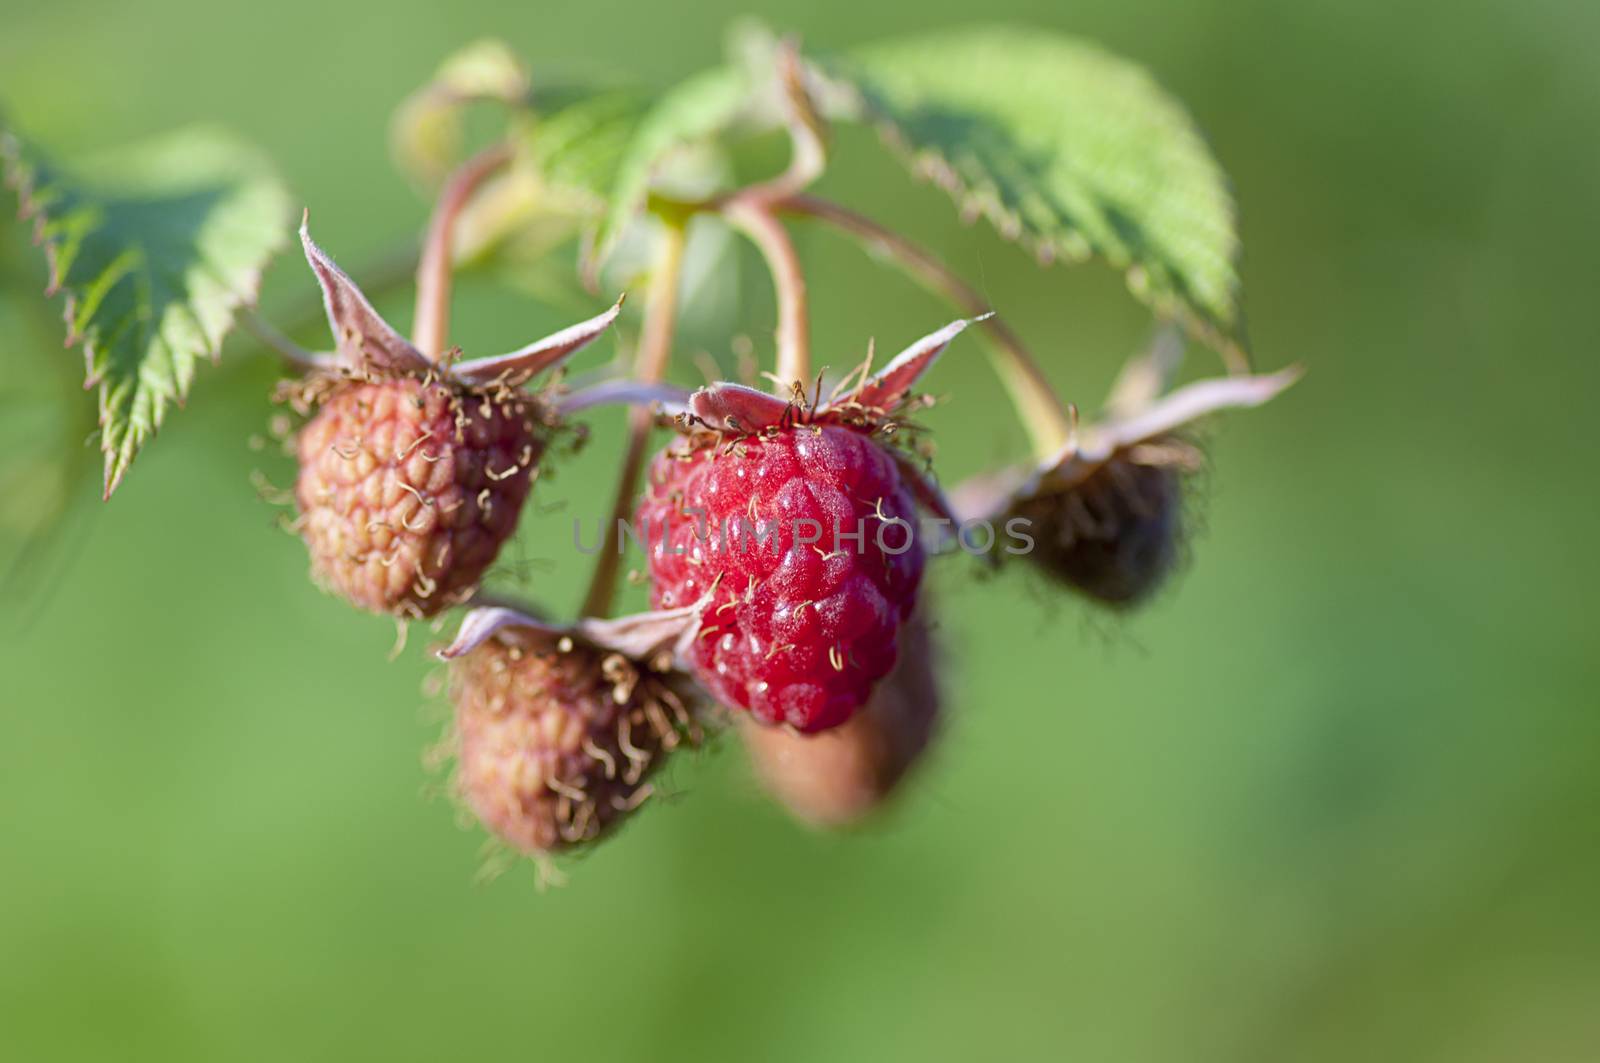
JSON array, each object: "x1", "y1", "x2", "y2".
[
  {"x1": 736, "y1": 40, "x2": 827, "y2": 204},
  {"x1": 412, "y1": 143, "x2": 514, "y2": 361},
  {"x1": 580, "y1": 218, "x2": 689, "y2": 618},
  {"x1": 703, "y1": 40, "x2": 821, "y2": 392},
  {"x1": 724, "y1": 200, "x2": 811, "y2": 389},
  {"x1": 239, "y1": 310, "x2": 325, "y2": 371},
  {"x1": 780, "y1": 194, "x2": 1075, "y2": 459}
]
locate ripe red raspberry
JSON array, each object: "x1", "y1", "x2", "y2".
[
  {"x1": 285, "y1": 220, "x2": 619, "y2": 618},
  {"x1": 635, "y1": 318, "x2": 974, "y2": 732},
  {"x1": 740, "y1": 611, "x2": 940, "y2": 827},
  {"x1": 638, "y1": 423, "x2": 923, "y2": 732},
  {"x1": 293, "y1": 375, "x2": 547, "y2": 617},
  {"x1": 448, "y1": 625, "x2": 693, "y2": 855}
]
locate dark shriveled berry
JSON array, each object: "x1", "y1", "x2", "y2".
[
  {"x1": 1012, "y1": 451, "x2": 1182, "y2": 607},
  {"x1": 292, "y1": 374, "x2": 547, "y2": 618},
  {"x1": 449, "y1": 631, "x2": 694, "y2": 855}
]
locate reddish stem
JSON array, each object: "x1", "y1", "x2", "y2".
[
  {"x1": 580, "y1": 220, "x2": 688, "y2": 618},
  {"x1": 724, "y1": 199, "x2": 811, "y2": 389},
  {"x1": 412, "y1": 143, "x2": 514, "y2": 361},
  {"x1": 780, "y1": 193, "x2": 1074, "y2": 457}
]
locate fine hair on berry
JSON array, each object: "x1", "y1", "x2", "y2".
[
  {"x1": 287, "y1": 371, "x2": 552, "y2": 618},
  {"x1": 1012, "y1": 448, "x2": 1184, "y2": 606},
  {"x1": 448, "y1": 628, "x2": 697, "y2": 855}
]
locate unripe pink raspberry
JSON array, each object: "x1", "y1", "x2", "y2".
[
  {"x1": 636, "y1": 319, "x2": 973, "y2": 733},
  {"x1": 285, "y1": 221, "x2": 619, "y2": 618},
  {"x1": 293, "y1": 375, "x2": 548, "y2": 617},
  {"x1": 740, "y1": 611, "x2": 939, "y2": 827},
  {"x1": 444, "y1": 608, "x2": 701, "y2": 855}
]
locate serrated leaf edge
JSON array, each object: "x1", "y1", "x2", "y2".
[
  {"x1": 0, "y1": 129, "x2": 288, "y2": 498},
  {"x1": 812, "y1": 45, "x2": 1250, "y2": 368}
]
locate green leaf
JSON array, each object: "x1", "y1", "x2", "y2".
[
  {"x1": 817, "y1": 26, "x2": 1246, "y2": 361},
  {"x1": 587, "y1": 64, "x2": 757, "y2": 274},
  {"x1": 1, "y1": 124, "x2": 293, "y2": 497}
]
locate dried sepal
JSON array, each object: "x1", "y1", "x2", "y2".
[
  {"x1": 1104, "y1": 324, "x2": 1184, "y2": 418},
  {"x1": 679, "y1": 315, "x2": 979, "y2": 435},
  {"x1": 1046, "y1": 364, "x2": 1302, "y2": 486},
  {"x1": 687, "y1": 382, "x2": 794, "y2": 433},
  {"x1": 300, "y1": 217, "x2": 432, "y2": 375},
  {"x1": 449, "y1": 296, "x2": 626, "y2": 387},
  {"x1": 841, "y1": 315, "x2": 981, "y2": 414},
  {"x1": 440, "y1": 600, "x2": 707, "y2": 667},
  {"x1": 887, "y1": 449, "x2": 957, "y2": 524},
  {"x1": 297, "y1": 216, "x2": 623, "y2": 389}
]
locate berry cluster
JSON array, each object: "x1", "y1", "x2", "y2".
[
  {"x1": 277, "y1": 209, "x2": 1296, "y2": 870},
  {"x1": 3, "y1": 28, "x2": 1300, "y2": 879},
  {"x1": 271, "y1": 74, "x2": 1296, "y2": 874}
]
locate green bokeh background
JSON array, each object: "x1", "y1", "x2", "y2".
[{"x1": 2, "y1": 1, "x2": 1596, "y2": 1060}]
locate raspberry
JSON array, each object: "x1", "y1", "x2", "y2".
[
  {"x1": 740, "y1": 611, "x2": 939, "y2": 827},
  {"x1": 449, "y1": 628, "x2": 693, "y2": 855},
  {"x1": 953, "y1": 345, "x2": 1302, "y2": 610},
  {"x1": 285, "y1": 220, "x2": 620, "y2": 618},
  {"x1": 293, "y1": 375, "x2": 546, "y2": 617},
  {"x1": 632, "y1": 319, "x2": 976, "y2": 732},
  {"x1": 638, "y1": 425, "x2": 923, "y2": 731},
  {"x1": 1012, "y1": 452, "x2": 1182, "y2": 606}
]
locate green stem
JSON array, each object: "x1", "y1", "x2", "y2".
[{"x1": 579, "y1": 219, "x2": 688, "y2": 619}]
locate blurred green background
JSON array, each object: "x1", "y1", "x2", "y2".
[{"x1": 2, "y1": 1, "x2": 1597, "y2": 1060}]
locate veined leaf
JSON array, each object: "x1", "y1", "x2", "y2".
[
  {"x1": 817, "y1": 26, "x2": 1246, "y2": 362},
  {"x1": 1, "y1": 124, "x2": 293, "y2": 497}
]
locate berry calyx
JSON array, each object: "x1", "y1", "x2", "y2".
[
  {"x1": 954, "y1": 335, "x2": 1302, "y2": 609},
  {"x1": 636, "y1": 318, "x2": 973, "y2": 732}
]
